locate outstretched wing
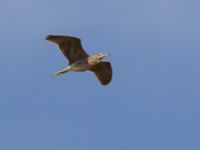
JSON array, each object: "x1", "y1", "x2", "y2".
[
  {"x1": 90, "y1": 62, "x2": 112, "y2": 85},
  {"x1": 46, "y1": 35, "x2": 89, "y2": 64}
]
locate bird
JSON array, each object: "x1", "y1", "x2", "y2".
[{"x1": 46, "y1": 35, "x2": 112, "y2": 85}]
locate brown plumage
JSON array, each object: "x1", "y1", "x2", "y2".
[{"x1": 46, "y1": 35, "x2": 112, "y2": 85}]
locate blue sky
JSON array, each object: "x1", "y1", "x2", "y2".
[{"x1": 0, "y1": 0, "x2": 200, "y2": 150}]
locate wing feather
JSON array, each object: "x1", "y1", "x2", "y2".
[
  {"x1": 90, "y1": 62, "x2": 112, "y2": 85},
  {"x1": 46, "y1": 35, "x2": 89, "y2": 63}
]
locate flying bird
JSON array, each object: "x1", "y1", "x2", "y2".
[{"x1": 46, "y1": 35, "x2": 112, "y2": 85}]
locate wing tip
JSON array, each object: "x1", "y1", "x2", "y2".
[
  {"x1": 45, "y1": 35, "x2": 81, "y2": 41},
  {"x1": 45, "y1": 35, "x2": 54, "y2": 41},
  {"x1": 101, "y1": 80, "x2": 112, "y2": 86}
]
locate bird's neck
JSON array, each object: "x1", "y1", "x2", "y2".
[{"x1": 88, "y1": 56, "x2": 101, "y2": 65}]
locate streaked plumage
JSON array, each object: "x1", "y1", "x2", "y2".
[{"x1": 46, "y1": 35, "x2": 112, "y2": 85}]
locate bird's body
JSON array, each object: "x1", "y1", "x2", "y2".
[
  {"x1": 46, "y1": 35, "x2": 112, "y2": 85},
  {"x1": 69, "y1": 58, "x2": 90, "y2": 72}
]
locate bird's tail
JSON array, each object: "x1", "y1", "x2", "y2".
[{"x1": 52, "y1": 67, "x2": 70, "y2": 77}]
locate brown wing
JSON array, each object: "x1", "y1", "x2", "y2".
[
  {"x1": 90, "y1": 62, "x2": 112, "y2": 85},
  {"x1": 46, "y1": 35, "x2": 89, "y2": 64}
]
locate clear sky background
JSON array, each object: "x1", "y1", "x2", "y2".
[{"x1": 0, "y1": 0, "x2": 200, "y2": 150}]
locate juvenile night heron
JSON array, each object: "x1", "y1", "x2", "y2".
[{"x1": 46, "y1": 35, "x2": 112, "y2": 85}]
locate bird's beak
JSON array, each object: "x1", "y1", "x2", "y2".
[{"x1": 102, "y1": 53, "x2": 110, "y2": 58}]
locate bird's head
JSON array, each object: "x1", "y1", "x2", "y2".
[
  {"x1": 96, "y1": 53, "x2": 110, "y2": 60},
  {"x1": 88, "y1": 53, "x2": 110, "y2": 65}
]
